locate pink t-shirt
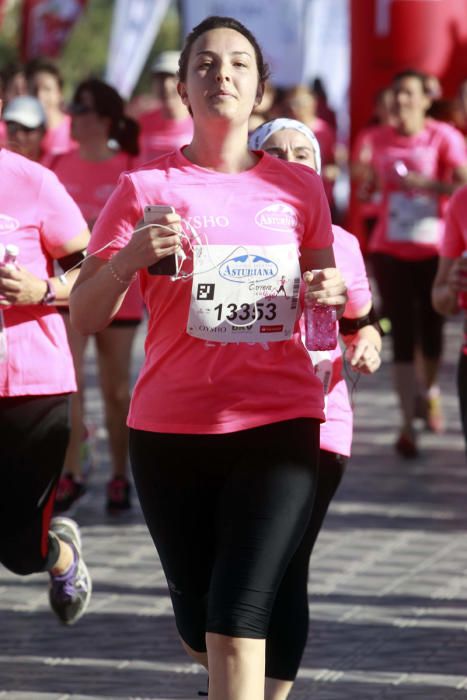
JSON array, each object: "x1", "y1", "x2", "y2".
[
  {"x1": 41, "y1": 114, "x2": 77, "y2": 164},
  {"x1": 351, "y1": 124, "x2": 384, "y2": 219},
  {"x1": 441, "y1": 184, "x2": 467, "y2": 258},
  {"x1": 52, "y1": 149, "x2": 143, "y2": 320},
  {"x1": 440, "y1": 185, "x2": 467, "y2": 353},
  {"x1": 368, "y1": 119, "x2": 467, "y2": 260},
  {"x1": 0, "y1": 149, "x2": 87, "y2": 396},
  {"x1": 0, "y1": 121, "x2": 6, "y2": 148},
  {"x1": 138, "y1": 108, "x2": 193, "y2": 164},
  {"x1": 311, "y1": 117, "x2": 336, "y2": 203},
  {"x1": 309, "y1": 226, "x2": 372, "y2": 457},
  {"x1": 88, "y1": 149, "x2": 333, "y2": 434}
]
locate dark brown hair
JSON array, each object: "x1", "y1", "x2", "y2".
[
  {"x1": 72, "y1": 78, "x2": 140, "y2": 156},
  {"x1": 178, "y1": 15, "x2": 270, "y2": 84},
  {"x1": 392, "y1": 69, "x2": 430, "y2": 95},
  {"x1": 25, "y1": 58, "x2": 64, "y2": 90}
]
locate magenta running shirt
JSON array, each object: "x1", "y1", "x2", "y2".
[
  {"x1": 441, "y1": 184, "x2": 467, "y2": 258},
  {"x1": 441, "y1": 185, "x2": 467, "y2": 354},
  {"x1": 0, "y1": 149, "x2": 86, "y2": 396},
  {"x1": 41, "y1": 114, "x2": 77, "y2": 163},
  {"x1": 52, "y1": 149, "x2": 143, "y2": 320},
  {"x1": 88, "y1": 149, "x2": 333, "y2": 434},
  {"x1": 310, "y1": 226, "x2": 372, "y2": 457},
  {"x1": 367, "y1": 119, "x2": 467, "y2": 260},
  {"x1": 138, "y1": 108, "x2": 193, "y2": 164}
]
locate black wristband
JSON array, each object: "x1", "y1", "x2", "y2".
[{"x1": 339, "y1": 305, "x2": 384, "y2": 336}]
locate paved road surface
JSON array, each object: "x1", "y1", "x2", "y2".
[{"x1": 1, "y1": 316, "x2": 466, "y2": 700}]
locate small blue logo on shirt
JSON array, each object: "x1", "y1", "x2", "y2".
[{"x1": 219, "y1": 254, "x2": 278, "y2": 283}]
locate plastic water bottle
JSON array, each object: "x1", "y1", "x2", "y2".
[
  {"x1": 3, "y1": 244, "x2": 19, "y2": 267},
  {"x1": 304, "y1": 270, "x2": 338, "y2": 351},
  {"x1": 0, "y1": 244, "x2": 19, "y2": 363}
]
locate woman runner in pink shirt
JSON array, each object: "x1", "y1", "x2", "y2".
[
  {"x1": 366, "y1": 69, "x2": 467, "y2": 457},
  {"x1": 70, "y1": 16, "x2": 346, "y2": 699},
  {"x1": 0, "y1": 98, "x2": 92, "y2": 626},
  {"x1": 52, "y1": 79, "x2": 142, "y2": 514},
  {"x1": 250, "y1": 117, "x2": 382, "y2": 699},
  {"x1": 26, "y1": 59, "x2": 77, "y2": 163}
]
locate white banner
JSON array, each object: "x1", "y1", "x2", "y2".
[
  {"x1": 105, "y1": 0, "x2": 171, "y2": 99},
  {"x1": 181, "y1": 0, "x2": 307, "y2": 87},
  {"x1": 302, "y1": 0, "x2": 350, "y2": 138}
]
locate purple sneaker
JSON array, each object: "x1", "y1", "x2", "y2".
[{"x1": 48, "y1": 517, "x2": 92, "y2": 625}]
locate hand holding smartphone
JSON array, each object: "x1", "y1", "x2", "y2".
[{"x1": 143, "y1": 204, "x2": 177, "y2": 275}]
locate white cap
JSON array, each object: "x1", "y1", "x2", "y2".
[
  {"x1": 151, "y1": 50, "x2": 180, "y2": 76},
  {"x1": 3, "y1": 96, "x2": 46, "y2": 129}
]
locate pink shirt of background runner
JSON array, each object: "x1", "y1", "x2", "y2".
[
  {"x1": 312, "y1": 117, "x2": 336, "y2": 203},
  {"x1": 0, "y1": 149, "x2": 86, "y2": 396},
  {"x1": 367, "y1": 119, "x2": 467, "y2": 260},
  {"x1": 41, "y1": 114, "x2": 77, "y2": 164},
  {"x1": 440, "y1": 183, "x2": 467, "y2": 257},
  {"x1": 137, "y1": 108, "x2": 193, "y2": 165},
  {"x1": 317, "y1": 225, "x2": 372, "y2": 457},
  {"x1": 52, "y1": 149, "x2": 143, "y2": 320},
  {"x1": 88, "y1": 149, "x2": 333, "y2": 434}
]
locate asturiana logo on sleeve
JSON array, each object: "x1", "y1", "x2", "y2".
[
  {"x1": 0, "y1": 215, "x2": 20, "y2": 235},
  {"x1": 255, "y1": 202, "x2": 299, "y2": 232}
]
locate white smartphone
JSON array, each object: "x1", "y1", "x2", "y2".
[{"x1": 144, "y1": 205, "x2": 177, "y2": 275}]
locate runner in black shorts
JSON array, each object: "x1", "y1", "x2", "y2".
[
  {"x1": 0, "y1": 108, "x2": 92, "y2": 625},
  {"x1": 70, "y1": 15, "x2": 347, "y2": 698}
]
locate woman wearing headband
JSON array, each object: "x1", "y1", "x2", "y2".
[
  {"x1": 249, "y1": 117, "x2": 382, "y2": 700},
  {"x1": 70, "y1": 15, "x2": 346, "y2": 699}
]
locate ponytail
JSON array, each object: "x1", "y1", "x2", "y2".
[{"x1": 110, "y1": 115, "x2": 140, "y2": 156}]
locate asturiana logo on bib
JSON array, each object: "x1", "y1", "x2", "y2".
[
  {"x1": 0, "y1": 215, "x2": 20, "y2": 235},
  {"x1": 219, "y1": 254, "x2": 278, "y2": 283},
  {"x1": 255, "y1": 202, "x2": 298, "y2": 232}
]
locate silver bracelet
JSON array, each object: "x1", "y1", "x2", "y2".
[{"x1": 107, "y1": 257, "x2": 135, "y2": 286}]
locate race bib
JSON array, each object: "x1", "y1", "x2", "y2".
[
  {"x1": 387, "y1": 192, "x2": 438, "y2": 244},
  {"x1": 187, "y1": 244, "x2": 301, "y2": 344}
]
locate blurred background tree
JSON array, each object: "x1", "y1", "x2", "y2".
[{"x1": 0, "y1": 0, "x2": 181, "y2": 99}]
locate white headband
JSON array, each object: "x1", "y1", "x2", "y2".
[{"x1": 248, "y1": 118, "x2": 322, "y2": 175}]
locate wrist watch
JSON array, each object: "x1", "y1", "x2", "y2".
[{"x1": 41, "y1": 279, "x2": 56, "y2": 305}]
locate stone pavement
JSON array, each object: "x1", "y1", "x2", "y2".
[{"x1": 1, "y1": 317, "x2": 466, "y2": 700}]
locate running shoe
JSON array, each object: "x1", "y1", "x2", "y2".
[
  {"x1": 198, "y1": 678, "x2": 209, "y2": 696},
  {"x1": 53, "y1": 474, "x2": 86, "y2": 514},
  {"x1": 426, "y1": 393, "x2": 445, "y2": 434},
  {"x1": 106, "y1": 476, "x2": 131, "y2": 513},
  {"x1": 48, "y1": 517, "x2": 92, "y2": 625},
  {"x1": 395, "y1": 431, "x2": 418, "y2": 459}
]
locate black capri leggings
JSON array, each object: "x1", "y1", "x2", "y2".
[
  {"x1": 0, "y1": 394, "x2": 70, "y2": 575},
  {"x1": 266, "y1": 449, "x2": 347, "y2": 681},
  {"x1": 129, "y1": 418, "x2": 320, "y2": 650},
  {"x1": 371, "y1": 253, "x2": 444, "y2": 363}
]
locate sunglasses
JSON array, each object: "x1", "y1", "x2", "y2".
[
  {"x1": 6, "y1": 122, "x2": 42, "y2": 134},
  {"x1": 68, "y1": 103, "x2": 96, "y2": 116}
]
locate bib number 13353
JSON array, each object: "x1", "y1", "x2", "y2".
[{"x1": 187, "y1": 244, "x2": 301, "y2": 344}]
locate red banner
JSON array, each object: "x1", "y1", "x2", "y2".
[
  {"x1": 0, "y1": 0, "x2": 6, "y2": 29},
  {"x1": 350, "y1": 0, "x2": 467, "y2": 142},
  {"x1": 21, "y1": 0, "x2": 88, "y2": 61}
]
